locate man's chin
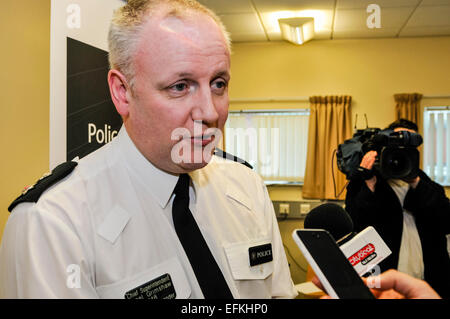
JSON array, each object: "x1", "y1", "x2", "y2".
[
  {"x1": 170, "y1": 145, "x2": 215, "y2": 172},
  {"x1": 177, "y1": 161, "x2": 210, "y2": 172},
  {"x1": 180, "y1": 152, "x2": 214, "y2": 171}
]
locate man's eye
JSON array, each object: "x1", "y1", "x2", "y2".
[
  {"x1": 214, "y1": 81, "x2": 225, "y2": 88},
  {"x1": 167, "y1": 82, "x2": 190, "y2": 97},
  {"x1": 173, "y1": 83, "x2": 187, "y2": 91},
  {"x1": 212, "y1": 80, "x2": 227, "y2": 93}
]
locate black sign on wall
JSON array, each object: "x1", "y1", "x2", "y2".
[{"x1": 66, "y1": 37, "x2": 122, "y2": 161}]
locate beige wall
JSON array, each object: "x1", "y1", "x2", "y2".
[
  {"x1": 229, "y1": 36, "x2": 450, "y2": 127},
  {"x1": 228, "y1": 37, "x2": 450, "y2": 201},
  {"x1": 0, "y1": 1, "x2": 51, "y2": 241}
]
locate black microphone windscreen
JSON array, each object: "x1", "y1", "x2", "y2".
[{"x1": 304, "y1": 203, "x2": 354, "y2": 241}]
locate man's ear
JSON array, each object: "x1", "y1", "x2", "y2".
[{"x1": 108, "y1": 69, "x2": 132, "y2": 117}]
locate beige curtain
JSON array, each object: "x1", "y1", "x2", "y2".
[
  {"x1": 394, "y1": 93, "x2": 423, "y2": 132},
  {"x1": 303, "y1": 96, "x2": 353, "y2": 200}
]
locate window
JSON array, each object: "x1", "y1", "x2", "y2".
[
  {"x1": 423, "y1": 107, "x2": 450, "y2": 185},
  {"x1": 224, "y1": 110, "x2": 309, "y2": 183}
]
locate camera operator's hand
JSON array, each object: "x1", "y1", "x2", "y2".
[
  {"x1": 360, "y1": 150, "x2": 377, "y2": 170},
  {"x1": 360, "y1": 151, "x2": 377, "y2": 192}
]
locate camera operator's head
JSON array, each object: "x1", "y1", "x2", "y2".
[
  {"x1": 373, "y1": 118, "x2": 422, "y2": 181},
  {"x1": 386, "y1": 119, "x2": 418, "y2": 134},
  {"x1": 336, "y1": 118, "x2": 422, "y2": 182}
]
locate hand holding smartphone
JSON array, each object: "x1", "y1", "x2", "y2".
[{"x1": 292, "y1": 229, "x2": 374, "y2": 299}]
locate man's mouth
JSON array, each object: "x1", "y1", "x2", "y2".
[
  {"x1": 190, "y1": 134, "x2": 215, "y2": 146},
  {"x1": 170, "y1": 126, "x2": 223, "y2": 164}
]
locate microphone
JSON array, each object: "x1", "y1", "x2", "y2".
[
  {"x1": 304, "y1": 203, "x2": 392, "y2": 276},
  {"x1": 304, "y1": 203, "x2": 355, "y2": 244}
]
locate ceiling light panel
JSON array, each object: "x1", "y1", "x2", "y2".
[{"x1": 279, "y1": 17, "x2": 315, "y2": 44}]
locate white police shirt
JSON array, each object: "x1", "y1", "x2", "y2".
[{"x1": 0, "y1": 127, "x2": 297, "y2": 299}]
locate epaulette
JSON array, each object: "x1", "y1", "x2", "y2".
[
  {"x1": 8, "y1": 161, "x2": 78, "y2": 212},
  {"x1": 213, "y1": 148, "x2": 253, "y2": 169}
]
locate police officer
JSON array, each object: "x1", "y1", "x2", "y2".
[{"x1": 0, "y1": 0, "x2": 296, "y2": 299}]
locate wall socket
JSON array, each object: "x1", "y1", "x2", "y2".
[{"x1": 273, "y1": 200, "x2": 330, "y2": 219}]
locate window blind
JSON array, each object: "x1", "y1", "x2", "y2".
[
  {"x1": 423, "y1": 107, "x2": 450, "y2": 185},
  {"x1": 225, "y1": 110, "x2": 309, "y2": 182}
]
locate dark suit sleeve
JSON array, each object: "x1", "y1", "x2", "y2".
[
  {"x1": 403, "y1": 174, "x2": 450, "y2": 234},
  {"x1": 403, "y1": 173, "x2": 450, "y2": 298},
  {"x1": 345, "y1": 178, "x2": 382, "y2": 232}
]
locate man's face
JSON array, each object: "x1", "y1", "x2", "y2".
[
  {"x1": 393, "y1": 127, "x2": 416, "y2": 134},
  {"x1": 124, "y1": 12, "x2": 230, "y2": 174}
]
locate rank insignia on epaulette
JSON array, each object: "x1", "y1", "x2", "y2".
[
  {"x1": 20, "y1": 172, "x2": 51, "y2": 195},
  {"x1": 21, "y1": 185, "x2": 34, "y2": 195},
  {"x1": 213, "y1": 148, "x2": 253, "y2": 169},
  {"x1": 8, "y1": 161, "x2": 78, "y2": 212}
]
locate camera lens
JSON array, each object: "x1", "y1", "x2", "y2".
[
  {"x1": 381, "y1": 148, "x2": 414, "y2": 179},
  {"x1": 389, "y1": 153, "x2": 407, "y2": 171}
]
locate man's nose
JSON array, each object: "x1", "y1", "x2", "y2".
[{"x1": 192, "y1": 87, "x2": 219, "y2": 125}]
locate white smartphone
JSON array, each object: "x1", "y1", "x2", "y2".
[{"x1": 292, "y1": 229, "x2": 375, "y2": 299}]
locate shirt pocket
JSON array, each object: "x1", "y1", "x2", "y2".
[
  {"x1": 95, "y1": 257, "x2": 191, "y2": 299},
  {"x1": 226, "y1": 186, "x2": 252, "y2": 211},
  {"x1": 223, "y1": 237, "x2": 274, "y2": 280}
]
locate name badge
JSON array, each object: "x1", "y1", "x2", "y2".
[
  {"x1": 248, "y1": 243, "x2": 273, "y2": 267},
  {"x1": 124, "y1": 273, "x2": 176, "y2": 299}
]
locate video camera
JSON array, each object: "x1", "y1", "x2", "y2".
[{"x1": 337, "y1": 127, "x2": 423, "y2": 180}]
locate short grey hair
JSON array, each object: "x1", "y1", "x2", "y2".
[{"x1": 108, "y1": 0, "x2": 231, "y2": 89}]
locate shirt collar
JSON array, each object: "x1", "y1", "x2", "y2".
[{"x1": 114, "y1": 126, "x2": 180, "y2": 209}]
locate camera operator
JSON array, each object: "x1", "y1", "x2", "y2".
[{"x1": 345, "y1": 119, "x2": 450, "y2": 298}]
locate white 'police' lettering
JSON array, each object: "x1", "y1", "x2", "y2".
[{"x1": 88, "y1": 123, "x2": 118, "y2": 144}]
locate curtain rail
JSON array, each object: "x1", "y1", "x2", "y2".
[{"x1": 230, "y1": 95, "x2": 450, "y2": 102}]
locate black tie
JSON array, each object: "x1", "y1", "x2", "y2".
[{"x1": 172, "y1": 174, "x2": 233, "y2": 299}]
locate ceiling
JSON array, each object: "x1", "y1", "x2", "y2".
[{"x1": 197, "y1": 0, "x2": 450, "y2": 43}]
